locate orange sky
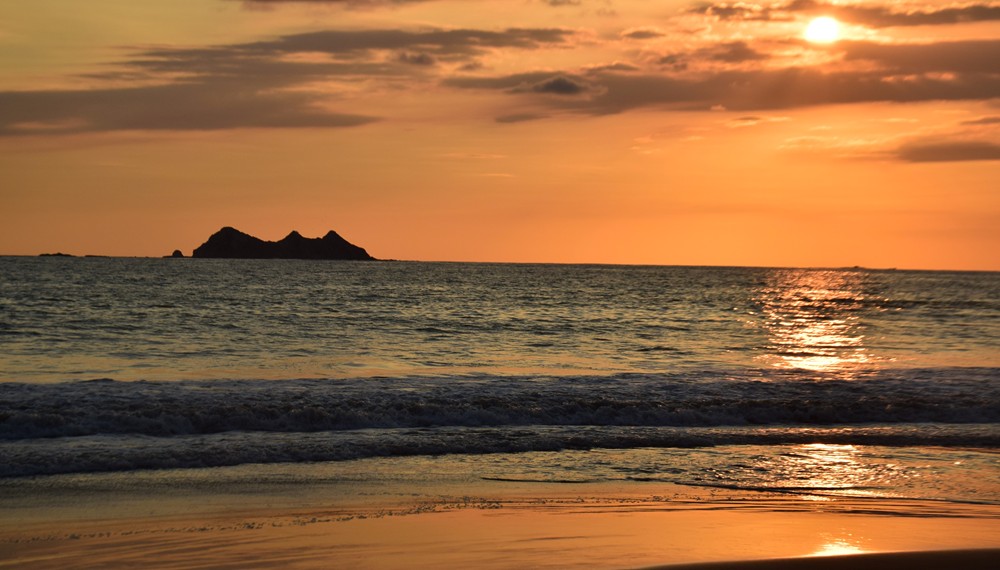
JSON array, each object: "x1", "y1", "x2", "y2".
[{"x1": 1, "y1": 0, "x2": 998, "y2": 269}]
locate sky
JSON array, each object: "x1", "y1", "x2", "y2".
[{"x1": 1, "y1": 0, "x2": 998, "y2": 269}]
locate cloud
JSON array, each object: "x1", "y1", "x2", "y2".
[
  {"x1": 896, "y1": 140, "x2": 1000, "y2": 162},
  {"x1": 447, "y1": 71, "x2": 578, "y2": 91},
  {"x1": 448, "y1": 39, "x2": 1000, "y2": 114},
  {"x1": 0, "y1": 83, "x2": 378, "y2": 135},
  {"x1": 700, "y1": 41, "x2": 768, "y2": 63},
  {"x1": 690, "y1": 1, "x2": 1000, "y2": 28},
  {"x1": 530, "y1": 75, "x2": 588, "y2": 95},
  {"x1": 236, "y1": 28, "x2": 574, "y2": 60},
  {"x1": 235, "y1": 0, "x2": 584, "y2": 8},
  {"x1": 495, "y1": 113, "x2": 547, "y2": 123},
  {"x1": 398, "y1": 52, "x2": 436, "y2": 65},
  {"x1": 4, "y1": 7, "x2": 997, "y2": 139},
  {"x1": 962, "y1": 116, "x2": 1000, "y2": 126},
  {"x1": 0, "y1": 26, "x2": 575, "y2": 136},
  {"x1": 726, "y1": 115, "x2": 790, "y2": 128},
  {"x1": 621, "y1": 28, "x2": 666, "y2": 40},
  {"x1": 657, "y1": 41, "x2": 771, "y2": 70},
  {"x1": 780, "y1": 111, "x2": 1000, "y2": 162},
  {"x1": 236, "y1": 0, "x2": 429, "y2": 8},
  {"x1": 587, "y1": 62, "x2": 640, "y2": 73},
  {"x1": 838, "y1": 39, "x2": 1000, "y2": 74}
]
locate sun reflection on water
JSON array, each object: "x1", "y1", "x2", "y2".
[
  {"x1": 789, "y1": 443, "x2": 874, "y2": 493},
  {"x1": 709, "y1": 443, "x2": 902, "y2": 498},
  {"x1": 754, "y1": 270, "x2": 882, "y2": 374}
]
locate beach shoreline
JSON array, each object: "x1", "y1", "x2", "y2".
[{"x1": 2, "y1": 460, "x2": 998, "y2": 569}]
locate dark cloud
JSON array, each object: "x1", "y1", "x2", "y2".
[
  {"x1": 588, "y1": 62, "x2": 640, "y2": 72},
  {"x1": 896, "y1": 140, "x2": 1000, "y2": 162},
  {"x1": 398, "y1": 52, "x2": 436, "y2": 65},
  {"x1": 658, "y1": 41, "x2": 768, "y2": 69},
  {"x1": 449, "y1": 72, "x2": 595, "y2": 96},
  {"x1": 126, "y1": 27, "x2": 573, "y2": 79},
  {"x1": 690, "y1": 1, "x2": 1000, "y2": 28},
  {"x1": 495, "y1": 113, "x2": 547, "y2": 123},
  {"x1": 838, "y1": 39, "x2": 1000, "y2": 74},
  {"x1": 622, "y1": 28, "x2": 665, "y2": 40},
  {"x1": 530, "y1": 76, "x2": 587, "y2": 95},
  {"x1": 589, "y1": 65, "x2": 1000, "y2": 113},
  {"x1": 239, "y1": 28, "x2": 574, "y2": 60},
  {"x1": 811, "y1": 1, "x2": 1000, "y2": 28},
  {"x1": 689, "y1": 2, "x2": 784, "y2": 22},
  {"x1": 703, "y1": 41, "x2": 768, "y2": 63},
  {"x1": 448, "y1": 40, "x2": 1000, "y2": 114},
  {"x1": 658, "y1": 54, "x2": 688, "y2": 71},
  {"x1": 0, "y1": 26, "x2": 575, "y2": 136}
]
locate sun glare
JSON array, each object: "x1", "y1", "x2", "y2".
[{"x1": 804, "y1": 16, "x2": 841, "y2": 43}]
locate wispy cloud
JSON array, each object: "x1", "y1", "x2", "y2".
[
  {"x1": 2, "y1": 4, "x2": 998, "y2": 138},
  {"x1": 962, "y1": 116, "x2": 1000, "y2": 126},
  {"x1": 235, "y1": 0, "x2": 585, "y2": 9},
  {"x1": 448, "y1": 37, "x2": 1000, "y2": 116},
  {"x1": 0, "y1": 27, "x2": 575, "y2": 135},
  {"x1": 725, "y1": 115, "x2": 790, "y2": 128},
  {"x1": 236, "y1": 0, "x2": 430, "y2": 8},
  {"x1": 778, "y1": 112, "x2": 1000, "y2": 163},
  {"x1": 621, "y1": 27, "x2": 666, "y2": 40},
  {"x1": 690, "y1": 1, "x2": 1000, "y2": 28},
  {"x1": 0, "y1": 84, "x2": 379, "y2": 135},
  {"x1": 896, "y1": 140, "x2": 1000, "y2": 162},
  {"x1": 495, "y1": 112, "x2": 548, "y2": 123}
]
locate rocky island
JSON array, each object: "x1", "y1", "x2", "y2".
[{"x1": 191, "y1": 227, "x2": 375, "y2": 260}]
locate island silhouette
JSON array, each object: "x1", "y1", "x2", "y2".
[{"x1": 191, "y1": 227, "x2": 375, "y2": 260}]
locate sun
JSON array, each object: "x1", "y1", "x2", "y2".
[{"x1": 804, "y1": 16, "x2": 841, "y2": 43}]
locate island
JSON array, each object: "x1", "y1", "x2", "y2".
[{"x1": 191, "y1": 227, "x2": 376, "y2": 260}]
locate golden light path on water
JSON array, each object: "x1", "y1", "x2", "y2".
[
  {"x1": 786, "y1": 443, "x2": 880, "y2": 495},
  {"x1": 754, "y1": 270, "x2": 880, "y2": 374},
  {"x1": 746, "y1": 270, "x2": 914, "y2": 559}
]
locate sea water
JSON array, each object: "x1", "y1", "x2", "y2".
[{"x1": 1, "y1": 258, "x2": 997, "y2": 505}]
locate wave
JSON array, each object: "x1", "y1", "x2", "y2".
[
  {"x1": 2, "y1": 368, "x2": 998, "y2": 441},
  {"x1": 2, "y1": 424, "x2": 998, "y2": 478}
]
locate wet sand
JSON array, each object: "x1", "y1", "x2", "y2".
[{"x1": 2, "y1": 468, "x2": 998, "y2": 569}]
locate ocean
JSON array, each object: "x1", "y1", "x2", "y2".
[{"x1": 1, "y1": 258, "x2": 998, "y2": 506}]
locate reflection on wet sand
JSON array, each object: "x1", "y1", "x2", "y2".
[
  {"x1": 755, "y1": 270, "x2": 881, "y2": 374},
  {"x1": 809, "y1": 538, "x2": 865, "y2": 557}
]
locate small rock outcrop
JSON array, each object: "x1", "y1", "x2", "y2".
[
  {"x1": 192, "y1": 227, "x2": 375, "y2": 260},
  {"x1": 168, "y1": 250, "x2": 185, "y2": 258}
]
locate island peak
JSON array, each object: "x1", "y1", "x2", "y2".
[{"x1": 192, "y1": 227, "x2": 375, "y2": 260}]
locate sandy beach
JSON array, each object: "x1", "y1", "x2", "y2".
[{"x1": 2, "y1": 457, "x2": 998, "y2": 569}]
